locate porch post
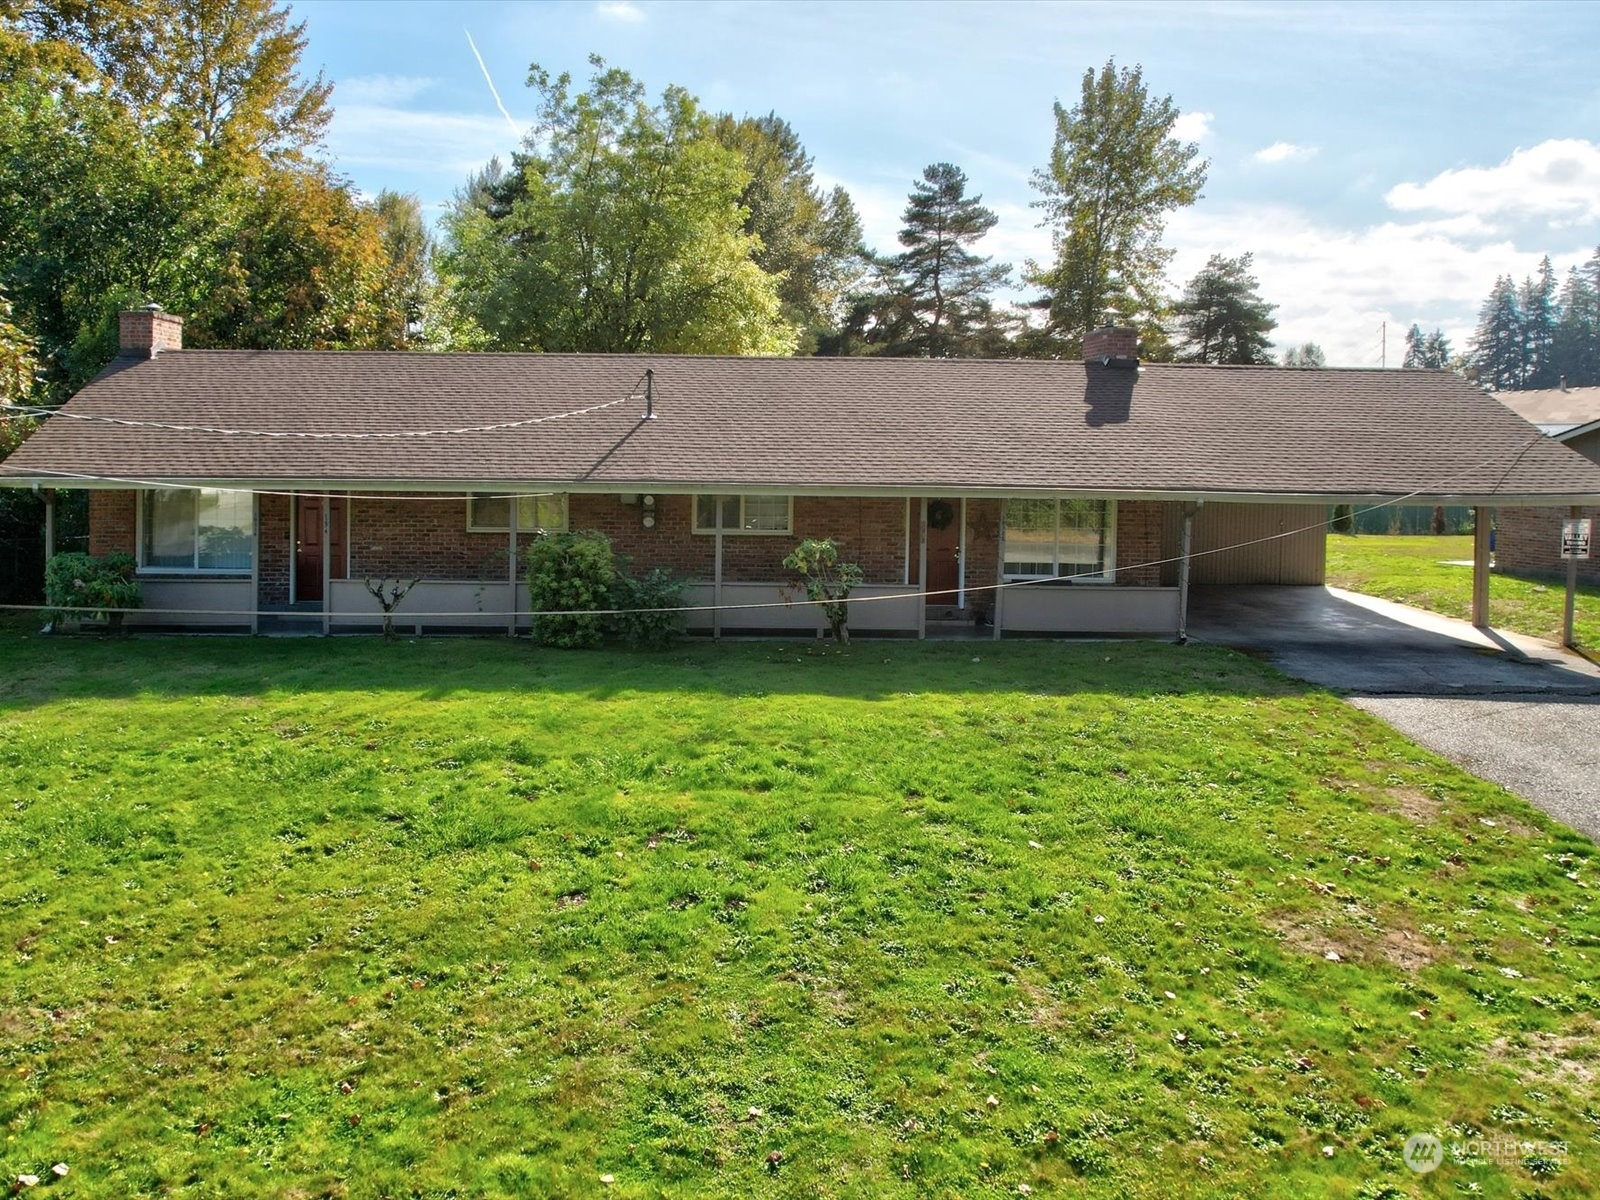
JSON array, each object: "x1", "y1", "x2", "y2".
[
  {"x1": 1564, "y1": 504, "x2": 1580, "y2": 649},
  {"x1": 321, "y1": 493, "x2": 332, "y2": 636},
  {"x1": 507, "y1": 493, "x2": 519, "y2": 638},
  {"x1": 249, "y1": 493, "x2": 259, "y2": 635},
  {"x1": 916, "y1": 499, "x2": 928, "y2": 641},
  {"x1": 1177, "y1": 501, "x2": 1196, "y2": 644},
  {"x1": 42, "y1": 489, "x2": 55, "y2": 561},
  {"x1": 1471, "y1": 505, "x2": 1491, "y2": 629},
  {"x1": 992, "y1": 499, "x2": 1004, "y2": 640},
  {"x1": 713, "y1": 498, "x2": 723, "y2": 640}
]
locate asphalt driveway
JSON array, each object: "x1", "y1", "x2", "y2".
[{"x1": 1188, "y1": 586, "x2": 1600, "y2": 841}]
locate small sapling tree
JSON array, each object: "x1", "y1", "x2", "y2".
[
  {"x1": 783, "y1": 538, "x2": 864, "y2": 643},
  {"x1": 363, "y1": 577, "x2": 421, "y2": 640}
]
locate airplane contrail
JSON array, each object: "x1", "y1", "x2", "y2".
[{"x1": 464, "y1": 28, "x2": 522, "y2": 139}]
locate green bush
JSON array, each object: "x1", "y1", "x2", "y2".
[
  {"x1": 610, "y1": 565, "x2": 686, "y2": 649},
  {"x1": 783, "y1": 538, "x2": 864, "y2": 643},
  {"x1": 524, "y1": 530, "x2": 616, "y2": 648},
  {"x1": 43, "y1": 551, "x2": 141, "y2": 629}
]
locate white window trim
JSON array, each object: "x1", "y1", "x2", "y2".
[
  {"x1": 136, "y1": 488, "x2": 255, "y2": 576},
  {"x1": 467, "y1": 493, "x2": 569, "y2": 534},
  {"x1": 692, "y1": 494, "x2": 794, "y2": 536},
  {"x1": 1002, "y1": 498, "x2": 1116, "y2": 584}
]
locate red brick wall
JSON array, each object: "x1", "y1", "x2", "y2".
[
  {"x1": 1114, "y1": 500, "x2": 1164, "y2": 586},
  {"x1": 88, "y1": 491, "x2": 136, "y2": 556},
  {"x1": 347, "y1": 495, "x2": 527, "y2": 581},
  {"x1": 1496, "y1": 505, "x2": 1600, "y2": 583},
  {"x1": 257, "y1": 493, "x2": 292, "y2": 604},
  {"x1": 966, "y1": 499, "x2": 1000, "y2": 610}
]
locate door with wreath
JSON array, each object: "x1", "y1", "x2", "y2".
[{"x1": 923, "y1": 498, "x2": 961, "y2": 605}]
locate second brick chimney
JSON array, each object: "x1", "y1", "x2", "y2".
[
  {"x1": 119, "y1": 304, "x2": 184, "y2": 358},
  {"x1": 1082, "y1": 322, "x2": 1139, "y2": 367}
]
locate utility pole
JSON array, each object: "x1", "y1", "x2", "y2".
[{"x1": 1380, "y1": 321, "x2": 1386, "y2": 369}]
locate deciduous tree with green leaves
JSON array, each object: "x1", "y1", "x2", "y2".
[
  {"x1": 712, "y1": 113, "x2": 869, "y2": 353},
  {"x1": 439, "y1": 57, "x2": 795, "y2": 356},
  {"x1": 1170, "y1": 253, "x2": 1276, "y2": 365},
  {"x1": 1027, "y1": 60, "x2": 1207, "y2": 354},
  {"x1": 1280, "y1": 341, "x2": 1326, "y2": 368}
]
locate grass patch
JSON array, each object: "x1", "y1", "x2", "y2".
[
  {"x1": 1, "y1": 625, "x2": 1597, "y2": 1196},
  {"x1": 1327, "y1": 533, "x2": 1600, "y2": 649}
]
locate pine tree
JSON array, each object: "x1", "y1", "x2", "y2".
[
  {"x1": 1402, "y1": 323, "x2": 1426, "y2": 368},
  {"x1": 1470, "y1": 275, "x2": 1525, "y2": 389},
  {"x1": 1170, "y1": 253, "x2": 1277, "y2": 364},
  {"x1": 1551, "y1": 250, "x2": 1600, "y2": 387},
  {"x1": 1519, "y1": 256, "x2": 1558, "y2": 388},
  {"x1": 882, "y1": 163, "x2": 1011, "y2": 357},
  {"x1": 1422, "y1": 329, "x2": 1452, "y2": 369}
]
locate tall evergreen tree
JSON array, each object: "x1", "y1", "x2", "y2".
[
  {"x1": 1170, "y1": 253, "x2": 1276, "y2": 364},
  {"x1": 1519, "y1": 256, "x2": 1558, "y2": 388},
  {"x1": 880, "y1": 163, "x2": 1011, "y2": 357},
  {"x1": 1402, "y1": 324, "x2": 1452, "y2": 369},
  {"x1": 1471, "y1": 275, "x2": 1525, "y2": 390},
  {"x1": 1552, "y1": 252, "x2": 1600, "y2": 387},
  {"x1": 1402, "y1": 323, "x2": 1426, "y2": 369},
  {"x1": 1027, "y1": 60, "x2": 1207, "y2": 354}
]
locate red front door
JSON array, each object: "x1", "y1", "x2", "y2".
[
  {"x1": 925, "y1": 498, "x2": 961, "y2": 603},
  {"x1": 294, "y1": 494, "x2": 347, "y2": 603}
]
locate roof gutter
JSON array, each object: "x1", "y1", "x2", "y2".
[{"x1": 2, "y1": 471, "x2": 1596, "y2": 508}]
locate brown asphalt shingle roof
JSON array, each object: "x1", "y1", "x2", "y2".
[
  {"x1": 6, "y1": 350, "x2": 1600, "y2": 502},
  {"x1": 1494, "y1": 386, "x2": 1600, "y2": 430}
]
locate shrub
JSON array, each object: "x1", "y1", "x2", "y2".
[
  {"x1": 43, "y1": 551, "x2": 141, "y2": 629},
  {"x1": 610, "y1": 565, "x2": 686, "y2": 649},
  {"x1": 783, "y1": 538, "x2": 864, "y2": 643},
  {"x1": 524, "y1": 530, "x2": 616, "y2": 648},
  {"x1": 1331, "y1": 504, "x2": 1355, "y2": 534}
]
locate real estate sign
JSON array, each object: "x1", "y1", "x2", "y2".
[{"x1": 1561, "y1": 517, "x2": 1592, "y2": 560}]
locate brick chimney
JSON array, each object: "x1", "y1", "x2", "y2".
[
  {"x1": 119, "y1": 304, "x2": 184, "y2": 358},
  {"x1": 1082, "y1": 322, "x2": 1138, "y2": 368}
]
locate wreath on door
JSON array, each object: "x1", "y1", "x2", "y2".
[{"x1": 926, "y1": 500, "x2": 956, "y2": 531}]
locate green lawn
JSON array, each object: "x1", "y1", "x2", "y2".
[
  {"x1": 1, "y1": 625, "x2": 1597, "y2": 1197},
  {"x1": 1327, "y1": 533, "x2": 1600, "y2": 650}
]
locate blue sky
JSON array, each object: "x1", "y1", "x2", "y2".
[{"x1": 298, "y1": 0, "x2": 1600, "y2": 365}]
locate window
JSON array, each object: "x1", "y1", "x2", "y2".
[
  {"x1": 468, "y1": 493, "x2": 568, "y2": 533},
  {"x1": 1003, "y1": 498, "x2": 1114, "y2": 582},
  {"x1": 693, "y1": 494, "x2": 792, "y2": 534},
  {"x1": 139, "y1": 488, "x2": 254, "y2": 572}
]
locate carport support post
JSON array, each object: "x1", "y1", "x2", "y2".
[
  {"x1": 42, "y1": 489, "x2": 55, "y2": 561},
  {"x1": 1176, "y1": 501, "x2": 1196, "y2": 643},
  {"x1": 1471, "y1": 506, "x2": 1491, "y2": 629},
  {"x1": 992, "y1": 500, "x2": 1004, "y2": 641},
  {"x1": 507, "y1": 494, "x2": 519, "y2": 638},
  {"x1": 1564, "y1": 504, "x2": 1580, "y2": 649},
  {"x1": 712, "y1": 499, "x2": 723, "y2": 641}
]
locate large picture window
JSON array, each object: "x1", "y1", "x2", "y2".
[
  {"x1": 140, "y1": 488, "x2": 254, "y2": 572},
  {"x1": 693, "y1": 494, "x2": 792, "y2": 534},
  {"x1": 1003, "y1": 498, "x2": 1114, "y2": 582},
  {"x1": 467, "y1": 493, "x2": 568, "y2": 533}
]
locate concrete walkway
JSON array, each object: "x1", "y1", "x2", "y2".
[{"x1": 1188, "y1": 586, "x2": 1600, "y2": 841}]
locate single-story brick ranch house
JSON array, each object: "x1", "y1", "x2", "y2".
[
  {"x1": 1493, "y1": 384, "x2": 1600, "y2": 584},
  {"x1": 4, "y1": 308, "x2": 1600, "y2": 637}
]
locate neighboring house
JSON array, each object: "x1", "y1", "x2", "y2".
[
  {"x1": 3, "y1": 308, "x2": 1599, "y2": 636},
  {"x1": 1493, "y1": 384, "x2": 1600, "y2": 584}
]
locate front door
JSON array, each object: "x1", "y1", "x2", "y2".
[
  {"x1": 294, "y1": 494, "x2": 347, "y2": 603},
  {"x1": 925, "y1": 498, "x2": 961, "y2": 604}
]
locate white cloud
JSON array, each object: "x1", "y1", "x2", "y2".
[
  {"x1": 596, "y1": 0, "x2": 646, "y2": 22},
  {"x1": 325, "y1": 105, "x2": 523, "y2": 180},
  {"x1": 1171, "y1": 111, "x2": 1213, "y2": 143},
  {"x1": 1253, "y1": 141, "x2": 1317, "y2": 164},
  {"x1": 1164, "y1": 205, "x2": 1577, "y2": 366},
  {"x1": 337, "y1": 75, "x2": 435, "y2": 106},
  {"x1": 1385, "y1": 137, "x2": 1600, "y2": 224}
]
